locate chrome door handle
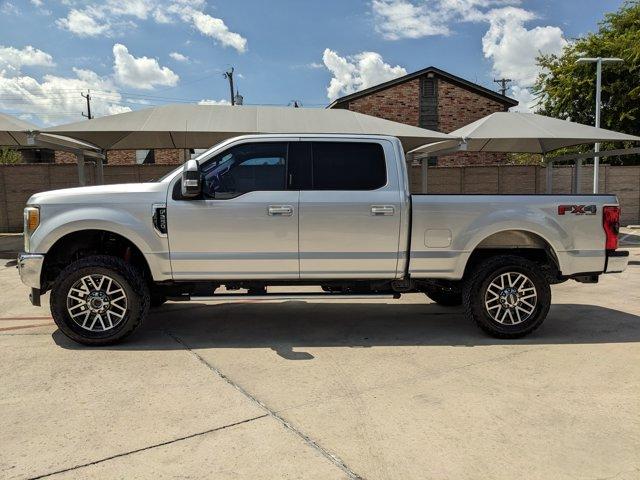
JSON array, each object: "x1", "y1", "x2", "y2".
[
  {"x1": 268, "y1": 205, "x2": 293, "y2": 216},
  {"x1": 370, "y1": 205, "x2": 395, "y2": 216}
]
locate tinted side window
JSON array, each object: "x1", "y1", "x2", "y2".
[
  {"x1": 288, "y1": 141, "x2": 312, "y2": 190},
  {"x1": 201, "y1": 142, "x2": 287, "y2": 198},
  {"x1": 312, "y1": 142, "x2": 386, "y2": 190}
]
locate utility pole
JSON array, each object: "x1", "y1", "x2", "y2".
[
  {"x1": 493, "y1": 78, "x2": 512, "y2": 96},
  {"x1": 81, "y1": 90, "x2": 93, "y2": 119},
  {"x1": 223, "y1": 68, "x2": 235, "y2": 105}
]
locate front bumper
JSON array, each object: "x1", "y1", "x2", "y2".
[
  {"x1": 17, "y1": 253, "x2": 44, "y2": 289},
  {"x1": 605, "y1": 250, "x2": 629, "y2": 273}
]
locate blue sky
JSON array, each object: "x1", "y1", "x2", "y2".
[{"x1": 0, "y1": 0, "x2": 624, "y2": 125}]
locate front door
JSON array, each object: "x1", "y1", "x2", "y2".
[{"x1": 167, "y1": 141, "x2": 299, "y2": 280}]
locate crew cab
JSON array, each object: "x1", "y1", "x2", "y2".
[{"x1": 18, "y1": 134, "x2": 629, "y2": 345}]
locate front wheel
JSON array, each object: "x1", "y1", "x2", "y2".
[
  {"x1": 50, "y1": 255, "x2": 150, "y2": 345},
  {"x1": 463, "y1": 256, "x2": 551, "y2": 338}
]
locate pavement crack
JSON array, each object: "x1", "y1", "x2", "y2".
[
  {"x1": 165, "y1": 330, "x2": 365, "y2": 480},
  {"x1": 27, "y1": 415, "x2": 268, "y2": 480}
]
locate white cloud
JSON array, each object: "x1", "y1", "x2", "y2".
[
  {"x1": 372, "y1": 0, "x2": 450, "y2": 39},
  {"x1": 371, "y1": 0, "x2": 568, "y2": 112},
  {"x1": 1, "y1": 1, "x2": 19, "y2": 15},
  {"x1": 322, "y1": 48, "x2": 407, "y2": 101},
  {"x1": 509, "y1": 85, "x2": 538, "y2": 112},
  {"x1": 112, "y1": 43, "x2": 179, "y2": 89},
  {"x1": 482, "y1": 7, "x2": 567, "y2": 94},
  {"x1": 54, "y1": 1, "x2": 247, "y2": 53},
  {"x1": 170, "y1": 5, "x2": 247, "y2": 53},
  {"x1": 30, "y1": 0, "x2": 43, "y2": 6},
  {"x1": 0, "y1": 67, "x2": 129, "y2": 126},
  {"x1": 0, "y1": 45, "x2": 54, "y2": 73},
  {"x1": 169, "y1": 51, "x2": 190, "y2": 62},
  {"x1": 57, "y1": 8, "x2": 110, "y2": 37},
  {"x1": 198, "y1": 99, "x2": 230, "y2": 105}
]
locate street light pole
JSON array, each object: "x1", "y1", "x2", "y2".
[{"x1": 576, "y1": 56, "x2": 623, "y2": 193}]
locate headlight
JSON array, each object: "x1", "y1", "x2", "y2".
[{"x1": 23, "y1": 206, "x2": 40, "y2": 252}]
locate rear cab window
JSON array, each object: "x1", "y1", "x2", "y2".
[{"x1": 288, "y1": 141, "x2": 387, "y2": 191}]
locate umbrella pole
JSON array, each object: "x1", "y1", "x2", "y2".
[
  {"x1": 572, "y1": 159, "x2": 583, "y2": 194},
  {"x1": 421, "y1": 158, "x2": 428, "y2": 194},
  {"x1": 545, "y1": 157, "x2": 552, "y2": 194},
  {"x1": 75, "y1": 152, "x2": 85, "y2": 186},
  {"x1": 96, "y1": 157, "x2": 104, "y2": 185}
]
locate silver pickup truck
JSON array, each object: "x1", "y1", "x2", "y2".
[{"x1": 18, "y1": 134, "x2": 629, "y2": 345}]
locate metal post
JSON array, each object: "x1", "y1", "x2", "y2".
[
  {"x1": 574, "y1": 159, "x2": 583, "y2": 194},
  {"x1": 593, "y1": 58, "x2": 602, "y2": 193},
  {"x1": 96, "y1": 157, "x2": 104, "y2": 185},
  {"x1": 75, "y1": 152, "x2": 85, "y2": 186},
  {"x1": 421, "y1": 158, "x2": 428, "y2": 194},
  {"x1": 545, "y1": 158, "x2": 553, "y2": 194}
]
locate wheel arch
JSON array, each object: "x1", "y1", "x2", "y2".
[
  {"x1": 463, "y1": 228, "x2": 562, "y2": 281},
  {"x1": 41, "y1": 229, "x2": 153, "y2": 292}
]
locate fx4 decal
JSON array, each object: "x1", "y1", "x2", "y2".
[{"x1": 558, "y1": 204, "x2": 597, "y2": 215}]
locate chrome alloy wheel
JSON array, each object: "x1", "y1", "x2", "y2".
[
  {"x1": 66, "y1": 274, "x2": 128, "y2": 332},
  {"x1": 484, "y1": 271, "x2": 537, "y2": 325}
]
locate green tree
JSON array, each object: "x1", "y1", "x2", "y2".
[
  {"x1": 0, "y1": 147, "x2": 22, "y2": 164},
  {"x1": 533, "y1": 1, "x2": 640, "y2": 139}
]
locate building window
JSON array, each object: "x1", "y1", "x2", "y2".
[{"x1": 420, "y1": 76, "x2": 438, "y2": 131}]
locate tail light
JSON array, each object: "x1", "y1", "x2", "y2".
[{"x1": 603, "y1": 206, "x2": 620, "y2": 250}]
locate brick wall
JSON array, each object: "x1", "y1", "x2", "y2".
[
  {"x1": 339, "y1": 74, "x2": 512, "y2": 167},
  {"x1": 54, "y1": 151, "x2": 77, "y2": 164},
  {"x1": 155, "y1": 149, "x2": 187, "y2": 164},
  {"x1": 346, "y1": 78, "x2": 421, "y2": 126},
  {"x1": 106, "y1": 150, "x2": 136, "y2": 165},
  {"x1": 105, "y1": 149, "x2": 186, "y2": 165}
]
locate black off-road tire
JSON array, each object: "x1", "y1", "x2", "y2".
[
  {"x1": 50, "y1": 255, "x2": 150, "y2": 346},
  {"x1": 424, "y1": 287, "x2": 463, "y2": 307},
  {"x1": 150, "y1": 290, "x2": 167, "y2": 308},
  {"x1": 463, "y1": 255, "x2": 551, "y2": 338}
]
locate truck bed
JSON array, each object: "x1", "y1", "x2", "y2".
[{"x1": 408, "y1": 194, "x2": 619, "y2": 279}]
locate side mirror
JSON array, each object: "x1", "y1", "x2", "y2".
[{"x1": 181, "y1": 159, "x2": 202, "y2": 198}]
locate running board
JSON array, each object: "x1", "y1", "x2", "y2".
[{"x1": 167, "y1": 292, "x2": 400, "y2": 302}]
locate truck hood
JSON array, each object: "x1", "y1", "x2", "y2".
[{"x1": 28, "y1": 182, "x2": 169, "y2": 206}]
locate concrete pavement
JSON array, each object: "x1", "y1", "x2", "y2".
[{"x1": 1, "y1": 246, "x2": 639, "y2": 479}]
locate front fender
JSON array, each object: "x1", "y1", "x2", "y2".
[{"x1": 30, "y1": 205, "x2": 172, "y2": 281}]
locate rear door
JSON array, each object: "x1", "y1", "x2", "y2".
[{"x1": 298, "y1": 139, "x2": 403, "y2": 279}]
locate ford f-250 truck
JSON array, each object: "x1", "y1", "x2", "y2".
[{"x1": 18, "y1": 134, "x2": 629, "y2": 345}]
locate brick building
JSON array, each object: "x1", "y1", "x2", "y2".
[{"x1": 328, "y1": 66, "x2": 518, "y2": 166}]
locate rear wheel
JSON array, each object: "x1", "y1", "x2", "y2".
[
  {"x1": 50, "y1": 255, "x2": 149, "y2": 345},
  {"x1": 463, "y1": 255, "x2": 551, "y2": 338}
]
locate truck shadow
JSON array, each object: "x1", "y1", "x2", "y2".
[{"x1": 53, "y1": 301, "x2": 640, "y2": 357}]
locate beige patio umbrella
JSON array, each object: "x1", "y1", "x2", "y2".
[
  {"x1": 0, "y1": 112, "x2": 38, "y2": 146},
  {"x1": 0, "y1": 112, "x2": 101, "y2": 153},
  {"x1": 43, "y1": 104, "x2": 457, "y2": 151},
  {"x1": 410, "y1": 112, "x2": 640, "y2": 155}
]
